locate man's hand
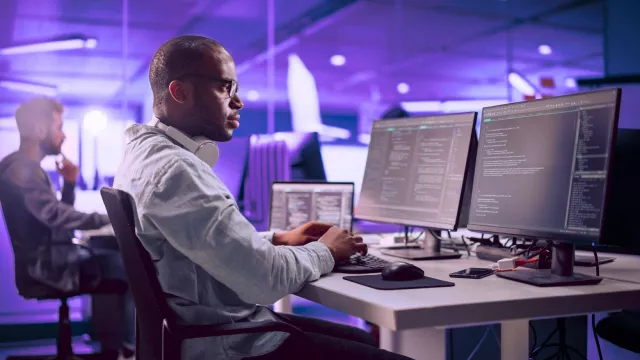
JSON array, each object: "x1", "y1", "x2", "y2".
[
  {"x1": 319, "y1": 226, "x2": 366, "y2": 262},
  {"x1": 273, "y1": 221, "x2": 333, "y2": 246},
  {"x1": 56, "y1": 154, "x2": 79, "y2": 183}
]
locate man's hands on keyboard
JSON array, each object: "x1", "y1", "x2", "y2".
[
  {"x1": 320, "y1": 226, "x2": 367, "y2": 262},
  {"x1": 341, "y1": 254, "x2": 391, "y2": 270}
]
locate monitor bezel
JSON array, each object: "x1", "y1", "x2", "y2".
[
  {"x1": 467, "y1": 88, "x2": 622, "y2": 245},
  {"x1": 354, "y1": 112, "x2": 479, "y2": 231},
  {"x1": 268, "y1": 180, "x2": 356, "y2": 232}
]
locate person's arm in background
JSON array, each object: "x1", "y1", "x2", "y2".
[
  {"x1": 57, "y1": 155, "x2": 78, "y2": 206},
  {"x1": 4, "y1": 161, "x2": 109, "y2": 231},
  {"x1": 140, "y1": 159, "x2": 359, "y2": 305}
]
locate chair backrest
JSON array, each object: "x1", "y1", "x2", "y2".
[{"x1": 100, "y1": 187, "x2": 170, "y2": 360}]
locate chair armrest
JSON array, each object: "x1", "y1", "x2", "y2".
[{"x1": 164, "y1": 319, "x2": 302, "y2": 341}]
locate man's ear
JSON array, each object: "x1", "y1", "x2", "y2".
[
  {"x1": 168, "y1": 80, "x2": 189, "y2": 104},
  {"x1": 33, "y1": 123, "x2": 48, "y2": 140}
]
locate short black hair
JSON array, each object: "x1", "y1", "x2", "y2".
[
  {"x1": 149, "y1": 35, "x2": 223, "y2": 111},
  {"x1": 15, "y1": 97, "x2": 63, "y2": 138}
]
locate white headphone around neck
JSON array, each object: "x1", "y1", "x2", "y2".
[{"x1": 149, "y1": 118, "x2": 219, "y2": 168}]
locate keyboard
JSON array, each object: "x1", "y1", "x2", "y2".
[{"x1": 334, "y1": 254, "x2": 392, "y2": 274}]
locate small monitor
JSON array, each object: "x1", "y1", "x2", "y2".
[
  {"x1": 355, "y1": 112, "x2": 478, "y2": 260},
  {"x1": 268, "y1": 181, "x2": 354, "y2": 232},
  {"x1": 469, "y1": 88, "x2": 622, "y2": 286}
]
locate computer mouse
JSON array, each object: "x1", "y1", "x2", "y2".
[{"x1": 381, "y1": 262, "x2": 425, "y2": 281}]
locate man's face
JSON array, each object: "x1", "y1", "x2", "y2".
[
  {"x1": 180, "y1": 47, "x2": 244, "y2": 142},
  {"x1": 40, "y1": 111, "x2": 65, "y2": 155}
]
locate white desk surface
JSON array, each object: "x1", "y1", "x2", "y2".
[
  {"x1": 295, "y1": 250, "x2": 640, "y2": 331},
  {"x1": 576, "y1": 250, "x2": 640, "y2": 284}
]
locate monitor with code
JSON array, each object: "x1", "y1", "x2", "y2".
[
  {"x1": 468, "y1": 88, "x2": 622, "y2": 244},
  {"x1": 355, "y1": 113, "x2": 478, "y2": 231},
  {"x1": 268, "y1": 182, "x2": 354, "y2": 232}
]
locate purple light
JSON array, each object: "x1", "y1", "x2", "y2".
[
  {"x1": 538, "y1": 44, "x2": 552, "y2": 55},
  {"x1": 0, "y1": 37, "x2": 98, "y2": 55},
  {"x1": 0, "y1": 80, "x2": 57, "y2": 96},
  {"x1": 396, "y1": 82, "x2": 410, "y2": 94},
  {"x1": 246, "y1": 90, "x2": 260, "y2": 101},
  {"x1": 83, "y1": 110, "x2": 108, "y2": 136},
  {"x1": 330, "y1": 54, "x2": 346, "y2": 67},
  {"x1": 564, "y1": 77, "x2": 577, "y2": 88}
]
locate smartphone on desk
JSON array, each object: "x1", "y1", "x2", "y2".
[{"x1": 450, "y1": 268, "x2": 494, "y2": 279}]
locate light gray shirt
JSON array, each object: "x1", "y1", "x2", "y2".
[{"x1": 113, "y1": 124, "x2": 335, "y2": 359}]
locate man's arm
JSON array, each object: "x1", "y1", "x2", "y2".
[
  {"x1": 141, "y1": 160, "x2": 334, "y2": 305},
  {"x1": 5, "y1": 162, "x2": 109, "y2": 230},
  {"x1": 60, "y1": 181, "x2": 75, "y2": 205}
]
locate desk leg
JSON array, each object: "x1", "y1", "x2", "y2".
[
  {"x1": 501, "y1": 319, "x2": 529, "y2": 360},
  {"x1": 379, "y1": 326, "x2": 446, "y2": 360},
  {"x1": 273, "y1": 295, "x2": 292, "y2": 314}
]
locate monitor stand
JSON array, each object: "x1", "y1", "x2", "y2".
[
  {"x1": 496, "y1": 242, "x2": 603, "y2": 287},
  {"x1": 380, "y1": 230, "x2": 462, "y2": 260}
]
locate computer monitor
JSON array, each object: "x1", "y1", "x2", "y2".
[
  {"x1": 278, "y1": 132, "x2": 327, "y2": 181},
  {"x1": 268, "y1": 181, "x2": 354, "y2": 232},
  {"x1": 468, "y1": 88, "x2": 622, "y2": 287},
  {"x1": 355, "y1": 112, "x2": 478, "y2": 260}
]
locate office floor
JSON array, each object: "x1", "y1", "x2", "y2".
[{"x1": 2, "y1": 300, "x2": 638, "y2": 360}]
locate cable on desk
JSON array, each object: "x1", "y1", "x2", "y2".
[
  {"x1": 490, "y1": 325, "x2": 500, "y2": 348},
  {"x1": 448, "y1": 328, "x2": 454, "y2": 360},
  {"x1": 466, "y1": 327, "x2": 491, "y2": 360},
  {"x1": 529, "y1": 321, "x2": 537, "y2": 354},
  {"x1": 460, "y1": 235, "x2": 471, "y2": 256},
  {"x1": 592, "y1": 242, "x2": 604, "y2": 360}
]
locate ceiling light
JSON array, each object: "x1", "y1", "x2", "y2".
[
  {"x1": 83, "y1": 110, "x2": 108, "y2": 136},
  {"x1": 400, "y1": 101, "x2": 441, "y2": 112},
  {"x1": 440, "y1": 99, "x2": 509, "y2": 113},
  {"x1": 538, "y1": 44, "x2": 552, "y2": 55},
  {"x1": 246, "y1": 90, "x2": 260, "y2": 101},
  {"x1": 396, "y1": 82, "x2": 410, "y2": 94},
  {"x1": 330, "y1": 54, "x2": 346, "y2": 67},
  {"x1": 0, "y1": 80, "x2": 57, "y2": 96},
  {"x1": 564, "y1": 77, "x2": 577, "y2": 88},
  {"x1": 400, "y1": 99, "x2": 509, "y2": 113},
  {"x1": 508, "y1": 72, "x2": 537, "y2": 96},
  {"x1": 0, "y1": 36, "x2": 98, "y2": 55}
]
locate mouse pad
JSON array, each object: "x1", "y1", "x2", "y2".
[{"x1": 343, "y1": 274, "x2": 455, "y2": 290}]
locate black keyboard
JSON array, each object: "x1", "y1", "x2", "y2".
[{"x1": 334, "y1": 254, "x2": 392, "y2": 274}]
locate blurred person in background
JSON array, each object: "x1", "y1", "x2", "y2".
[{"x1": 0, "y1": 97, "x2": 134, "y2": 360}]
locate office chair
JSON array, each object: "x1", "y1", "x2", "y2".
[
  {"x1": 6, "y1": 242, "x2": 128, "y2": 360},
  {"x1": 596, "y1": 310, "x2": 640, "y2": 354},
  {"x1": 100, "y1": 187, "x2": 302, "y2": 359}
]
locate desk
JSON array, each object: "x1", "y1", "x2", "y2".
[
  {"x1": 295, "y1": 250, "x2": 640, "y2": 359},
  {"x1": 577, "y1": 251, "x2": 640, "y2": 284}
]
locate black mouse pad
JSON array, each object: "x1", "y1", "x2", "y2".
[{"x1": 343, "y1": 274, "x2": 455, "y2": 290}]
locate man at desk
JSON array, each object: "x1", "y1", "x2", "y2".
[
  {"x1": 0, "y1": 97, "x2": 134, "y2": 359},
  {"x1": 113, "y1": 35, "x2": 411, "y2": 359}
]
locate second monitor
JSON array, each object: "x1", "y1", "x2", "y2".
[{"x1": 355, "y1": 112, "x2": 478, "y2": 260}]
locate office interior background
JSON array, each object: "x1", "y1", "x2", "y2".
[{"x1": 0, "y1": 0, "x2": 638, "y2": 359}]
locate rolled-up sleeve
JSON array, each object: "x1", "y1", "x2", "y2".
[{"x1": 139, "y1": 160, "x2": 334, "y2": 305}]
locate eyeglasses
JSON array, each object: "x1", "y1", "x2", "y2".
[{"x1": 176, "y1": 74, "x2": 239, "y2": 98}]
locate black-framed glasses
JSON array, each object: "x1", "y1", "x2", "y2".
[{"x1": 176, "y1": 73, "x2": 238, "y2": 98}]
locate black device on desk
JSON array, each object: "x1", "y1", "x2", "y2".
[
  {"x1": 468, "y1": 88, "x2": 622, "y2": 287},
  {"x1": 355, "y1": 112, "x2": 478, "y2": 261},
  {"x1": 381, "y1": 262, "x2": 425, "y2": 281},
  {"x1": 450, "y1": 268, "x2": 494, "y2": 279}
]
